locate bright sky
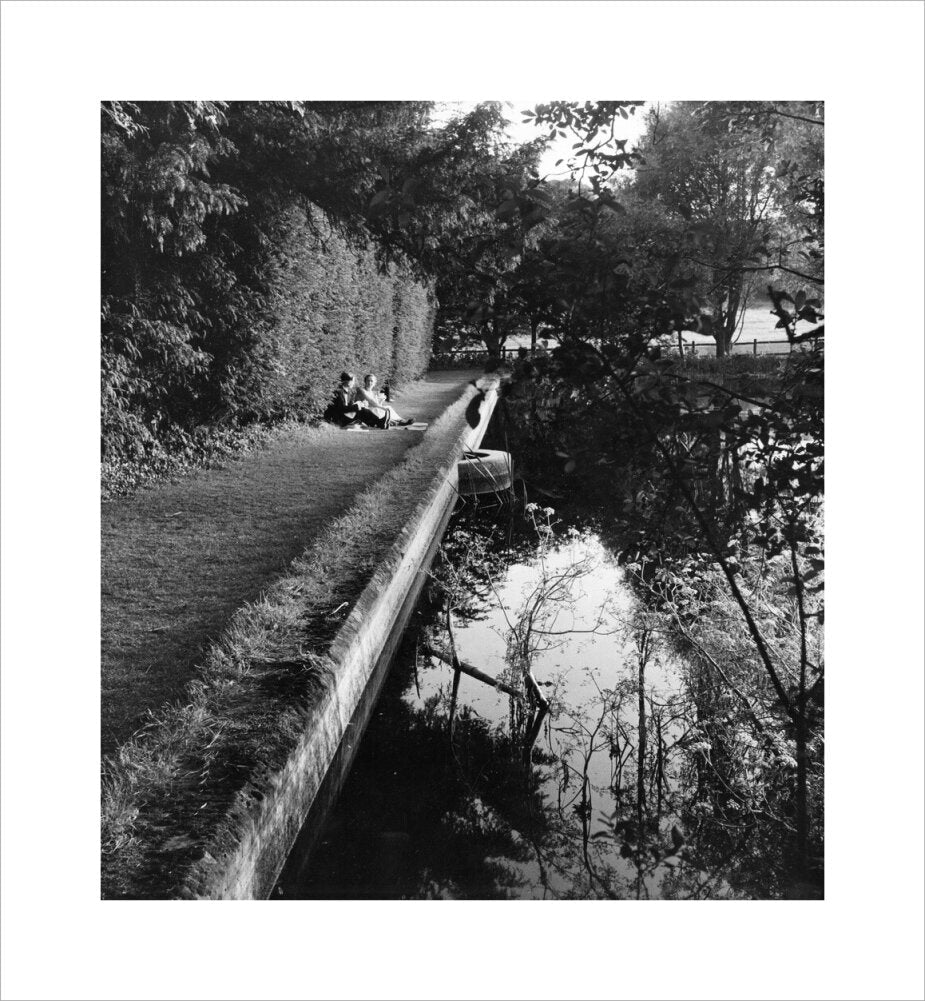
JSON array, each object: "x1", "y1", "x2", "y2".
[{"x1": 432, "y1": 100, "x2": 651, "y2": 179}]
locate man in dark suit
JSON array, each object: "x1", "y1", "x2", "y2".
[{"x1": 324, "y1": 371, "x2": 389, "y2": 428}]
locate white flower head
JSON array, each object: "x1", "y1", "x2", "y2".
[
  {"x1": 543, "y1": 506, "x2": 555, "y2": 516},
  {"x1": 524, "y1": 502, "x2": 538, "y2": 514}
]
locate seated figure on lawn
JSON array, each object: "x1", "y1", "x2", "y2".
[
  {"x1": 355, "y1": 373, "x2": 414, "y2": 427},
  {"x1": 324, "y1": 372, "x2": 389, "y2": 428}
]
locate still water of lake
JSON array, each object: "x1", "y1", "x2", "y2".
[{"x1": 275, "y1": 510, "x2": 765, "y2": 900}]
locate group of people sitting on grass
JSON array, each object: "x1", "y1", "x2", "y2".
[{"x1": 324, "y1": 371, "x2": 415, "y2": 429}]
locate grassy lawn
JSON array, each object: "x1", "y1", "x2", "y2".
[
  {"x1": 101, "y1": 371, "x2": 478, "y2": 756},
  {"x1": 101, "y1": 373, "x2": 488, "y2": 897}
]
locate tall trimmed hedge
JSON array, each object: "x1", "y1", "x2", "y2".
[
  {"x1": 102, "y1": 197, "x2": 435, "y2": 484},
  {"x1": 251, "y1": 204, "x2": 434, "y2": 420}
]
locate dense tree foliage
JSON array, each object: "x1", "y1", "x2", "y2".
[
  {"x1": 101, "y1": 100, "x2": 542, "y2": 490},
  {"x1": 630, "y1": 102, "x2": 781, "y2": 355},
  {"x1": 496, "y1": 99, "x2": 825, "y2": 892},
  {"x1": 435, "y1": 101, "x2": 824, "y2": 360}
]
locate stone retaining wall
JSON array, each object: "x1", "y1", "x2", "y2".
[{"x1": 180, "y1": 377, "x2": 499, "y2": 899}]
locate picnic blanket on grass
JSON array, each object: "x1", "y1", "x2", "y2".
[{"x1": 345, "y1": 421, "x2": 429, "y2": 432}]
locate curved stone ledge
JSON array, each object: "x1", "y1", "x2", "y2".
[{"x1": 177, "y1": 376, "x2": 499, "y2": 899}]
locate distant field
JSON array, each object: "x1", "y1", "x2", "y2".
[
  {"x1": 499, "y1": 305, "x2": 818, "y2": 356},
  {"x1": 678, "y1": 305, "x2": 807, "y2": 350}
]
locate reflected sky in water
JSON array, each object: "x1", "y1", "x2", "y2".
[{"x1": 279, "y1": 519, "x2": 768, "y2": 900}]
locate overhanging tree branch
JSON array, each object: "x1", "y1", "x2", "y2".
[
  {"x1": 767, "y1": 108, "x2": 824, "y2": 127},
  {"x1": 576, "y1": 342, "x2": 800, "y2": 722}
]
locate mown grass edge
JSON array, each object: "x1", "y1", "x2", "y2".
[{"x1": 101, "y1": 376, "x2": 496, "y2": 899}]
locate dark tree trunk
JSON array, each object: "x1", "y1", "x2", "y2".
[
  {"x1": 482, "y1": 321, "x2": 502, "y2": 358},
  {"x1": 637, "y1": 636, "x2": 648, "y2": 818},
  {"x1": 482, "y1": 316, "x2": 507, "y2": 358},
  {"x1": 795, "y1": 715, "x2": 809, "y2": 876}
]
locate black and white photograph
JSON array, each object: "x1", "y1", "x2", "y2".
[
  {"x1": 98, "y1": 96, "x2": 826, "y2": 903},
  {"x1": 2, "y1": 2, "x2": 924, "y2": 1000}
]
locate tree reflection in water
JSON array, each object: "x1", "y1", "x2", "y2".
[{"x1": 290, "y1": 505, "x2": 799, "y2": 899}]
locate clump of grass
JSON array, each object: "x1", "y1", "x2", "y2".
[{"x1": 101, "y1": 379, "x2": 491, "y2": 898}]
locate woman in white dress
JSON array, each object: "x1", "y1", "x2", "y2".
[{"x1": 355, "y1": 374, "x2": 413, "y2": 426}]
